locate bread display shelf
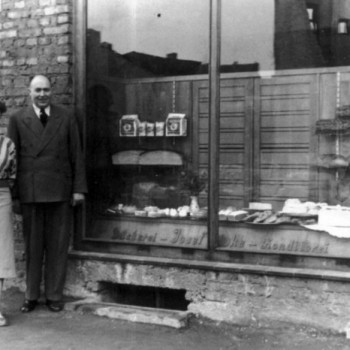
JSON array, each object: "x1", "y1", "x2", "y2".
[
  {"x1": 315, "y1": 119, "x2": 350, "y2": 134},
  {"x1": 111, "y1": 150, "x2": 183, "y2": 166},
  {"x1": 316, "y1": 154, "x2": 349, "y2": 169},
  {"x1": 279, "y1": 212, "x2": 318, "y2": 218}
]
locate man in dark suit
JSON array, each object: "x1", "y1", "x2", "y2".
[{"x1": 8, "y1": 75, "x2": 87, "y2": 312}]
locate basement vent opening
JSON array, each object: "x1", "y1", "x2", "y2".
[{"x1": 98, "y1": 282, "x2": 190, "y2": 311}]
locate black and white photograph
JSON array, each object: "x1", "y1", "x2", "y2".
[{"x1": 2, "y1": 0, "x2": 350, "y2": 349}]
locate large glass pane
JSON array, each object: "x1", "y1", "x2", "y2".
[
  {"x1": 85, "y1": 0, "x2": 209, "y2": 249},
  {"x1": 87, "y1": 0, "x2": 209, "y2": 78},
  {"x1": 217, "y1": 0, "x2": 350, "y2": 256}
]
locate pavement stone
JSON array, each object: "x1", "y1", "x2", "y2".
[
  {"x1": 1, "y1": 287, "x2": 350, "y2": 350},
  {"x1": 65, "y1": 299, "x2": 191, "y2": 328}
]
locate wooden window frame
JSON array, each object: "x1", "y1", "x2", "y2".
[{"x1": 72, "y1": 0, "x2": 221, "y2": 253}]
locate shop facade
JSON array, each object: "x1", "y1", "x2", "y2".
[{"x1": 3, "y1": 0, "x2": 350, "y2": 331}]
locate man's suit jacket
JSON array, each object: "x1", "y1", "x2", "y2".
[{"x1": 7, "y1": 104, "x2": 87, "y2": 203}]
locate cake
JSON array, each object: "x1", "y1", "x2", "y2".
[
  {"x1": 282, "y1": 198, "x2": 308, "y2": 214},
  {"x1": 281, "y1": 199, "x2": 327, "y2": 215},
  {"x1": 318, "y1": 205, "x2": 350, "y2": 227}
]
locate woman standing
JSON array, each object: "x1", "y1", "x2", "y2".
[{"x1": 0, "y1": 101, "x2": 17, "y2": 326}]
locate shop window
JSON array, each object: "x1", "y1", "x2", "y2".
[
  {"x1": 83, "y1": 0, "x2": 210, "y2": 251},
  {"x1": 216, "y1": 0, "x2": 350, "y2": 256},
  {"x1": 75, "y1": 0, "x2": 350, "y2": 262}
]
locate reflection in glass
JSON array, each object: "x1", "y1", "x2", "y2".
[
  {"x1": 222, "y1": 0, "x2": 350, "y2": 72},
  {"x1": 85, "y1": 0, "x2": 350, "y2": 251},
  {"x1": 87, "y1": 0, "x2": 209, "y2": 78},
  {"x1": 86, "y1": 0, "x2": 210, "y2": 244},
  {"x1": 217, "y1": 0, "x2": 350, "y2": 240}
]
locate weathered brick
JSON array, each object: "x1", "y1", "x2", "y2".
[
  {"x1": 17, "y1": 21, "x2": 27, "y2": 30},
  {"x1": 26, "y1": 57, "x2": 38, "y2": 65},
  {"x1": 44, "y1": 5, "x2": 69, "y2": 16},
  {"x1": 3, "y1": 21, "x2": 15, "y2": 30},
  {"x1": 2, "y1": 78, "x2": 13, "y2": 87},
  {"x1": 13, "y1": 95, "x2": 28, "y2": 106},
  {"x1": 39, "y1": 37, "x2": 51, "y2": 45},
  {"x1": 5, "y1": 86, "x2": 28, "y2": 97},
  {"x1": 32, "y1": 9, "x2": 45, "y2": 17},
  {"x1": 39, "y1": 17, "x2": 51, "y2": 26},
  {"x1": 2, "y1": 59, "x2": 15, "y2": 67},
  {"x1": 26, "y1": 38, "x2": 38, "y2": 46},
  {"x1": 7, "y1": 11, "x2": 29, "y2": 19},
  {"x1": 1, "y1": 37, "x2": 14, "y2": 45},
  {"x1": 14, "y1": 76, "x2": 27, "y2": 87},
  {"x1": 0, "y1": 68, "x2": 16, "y2": 76},
  {"x1": 25, "y1": 0, "x2": 39, "y2": 7},
  {"x1": 1, "y1": 1, "x2": 15, "y2": 10},
  {"x1": 16, "y1": 58, "x2": 26, "y2": 66},
  {"x1": 19, "y1": 28, "x2": 42, "y2": 38},
  {"x1": 43, "y1": 24, "x2": 69, "y2": 35},
  {"x1": 57, "y1": 35, "x2": 69, "y2": 45},
  {"x1": 57, "y1": 55, "x2": 69, "y2": 64},
  {"x1": 14, "y1": 1, "x2": 25, "y2": 9},
  {"x1": 57, "y1": 14, "x2": 69, "y2": 24},
  {"x1": 27, "y1": 19, "x2": 39, "y2": 28},
  {"x1": 48, "y1": 64, "x2": 70, "y2": 74},
  {"x1": 39, "y1": 0, "x2": 54, "y2": 6},
  {"x1": 0, "y1": 30, "x2": 17, "y2": 39}
]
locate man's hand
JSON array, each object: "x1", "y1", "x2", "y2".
[{"x1": 71, "y1": 193, "x2": 85, "y2": 206}]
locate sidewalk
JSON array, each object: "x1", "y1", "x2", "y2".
[{"x1": 1, "y1": 287, "x2": 350, "y2": 350}]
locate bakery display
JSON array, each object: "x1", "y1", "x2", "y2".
[
  {"x1": 105, "y1": 197, "x2": 344, "y2": 228},
  {"x1": 227, "y1": 210, "x2": 248, "y2": 222},
  {"x1": 281, "y1": 199, "x2": 326, "y2": 216},
  {"x1": 318, "y1": 205, "x2": 350, "y2": 227}
]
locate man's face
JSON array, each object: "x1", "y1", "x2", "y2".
[{"x1": 29, "y1": 76, "x2": 52, "y2": 109}]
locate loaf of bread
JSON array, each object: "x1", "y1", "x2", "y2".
[
  {"x1": 227, "y1": 210, "x2": 248, "y2": 222},
  {"x1": 249, "y1": 202, "x2": 272, "y2": 210}
]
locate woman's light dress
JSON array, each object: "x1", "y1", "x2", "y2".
[{"x1": 0, "y1": 136, "x2": 16, "y2": 278}]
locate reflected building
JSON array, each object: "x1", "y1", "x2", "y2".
[{"x1": 87, "y1": 28, "x2": 260, "y2": 78}]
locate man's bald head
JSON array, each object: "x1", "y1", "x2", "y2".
[{"x1": 29, "y1": 75, "x2": 52, "y2": 109}]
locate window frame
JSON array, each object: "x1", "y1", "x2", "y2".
[
  {"x1": 72, "y1": 0, "x2": 350, "y2": 270},
  {"x1": 73, "y1": 0, "x2": 221, "y2": 254}
]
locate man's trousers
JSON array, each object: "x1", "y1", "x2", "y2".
[{"x1": 22, "y1": 201, "x2": 71, "y2": 301}]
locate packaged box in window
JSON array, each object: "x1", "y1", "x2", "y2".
[
  {"x1": 119, "y1": 115, "x2": 139, "y2": 137},
  {"x1": 146, "y1": 122, "x2": 155, "y2": 136},
  {"x1": 165, "y1": 113, "x2": 187, "y2": 137},
  {"x1": 138, "y1": 121, "x2": 146, "y2": 136},
  {"x1": 155, "y1": 121, "x2": 165, "y2": 136}
]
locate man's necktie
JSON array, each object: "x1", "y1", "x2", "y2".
[{"x1": 40, "y1": 108, "x2": 48, "y2": 127}]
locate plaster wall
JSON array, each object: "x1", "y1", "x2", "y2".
[{"x1": 65, "y1": 257, "x2": 350, "y2": 333}]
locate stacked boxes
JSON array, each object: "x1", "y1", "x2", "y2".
[{"x1": 119, "y1": 114, "x2": 187, "y2": 137}]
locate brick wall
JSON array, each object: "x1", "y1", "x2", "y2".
[
  {"x1": 0, "y1": 0, "x2": 74, "y2": 289},
  {"x1": 0, "y1": 0, "x2": 73, "y2": 121}
]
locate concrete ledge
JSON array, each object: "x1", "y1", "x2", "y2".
[
  {"x1": 65, "y1": 299, "x2": 192, "y2": 329},
  {"x1": 69, "y1": 250, "x2": 350, "y2": 282}
]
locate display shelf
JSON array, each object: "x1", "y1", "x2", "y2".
[{"x1": 315, "y1": 119, "x2": 350, "y2": 135}]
